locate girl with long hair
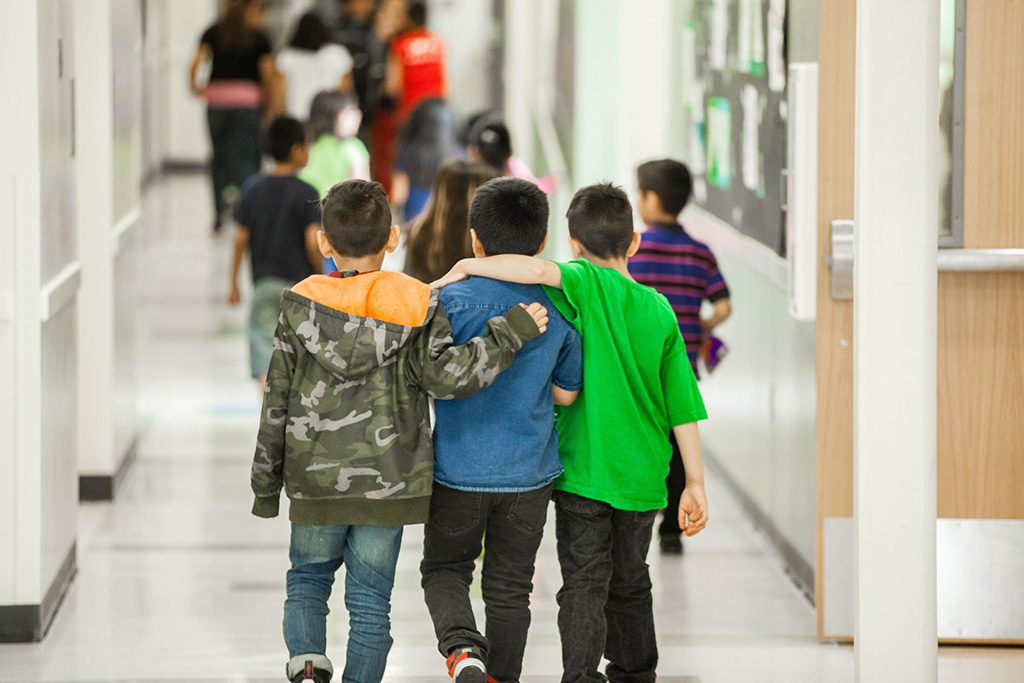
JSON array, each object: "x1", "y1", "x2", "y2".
[{"x1": 404, "y1": 160, "x2": 498, "y2": 283}]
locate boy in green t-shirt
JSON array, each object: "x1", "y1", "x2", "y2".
[{"x1": 432, "y1": 183, "x2": 709, "y2": 682}]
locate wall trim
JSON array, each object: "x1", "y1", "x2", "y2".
[
  {"x1": 79, "y1": 437, "x2": 138, "y2": 501},
  {"x1": 0, "y1": 542, "x2": 77, "y2": 642},
  {"x1": 161, "y1": 159, "x2": 208, "y2": 174},
  {"x1": 112, "y1": 206, "x2": 142, "y2": 256},
  {"x1": 683, "y1": 206, "x2": 790, "y2": 291},
  {"x1": 705, "y1": 447, "x2": 815, "y2": 603},
  {"x1": 39, "y1": 261, "x2": 81, "y2": 322}
]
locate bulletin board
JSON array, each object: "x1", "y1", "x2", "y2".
[{"x1": 679, "y1": 0, "x2": 788, "y2": 256}]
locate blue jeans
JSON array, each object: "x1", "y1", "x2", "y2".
[{"x1": 284, "y1": 523, "x2": 403, "y2": 683}]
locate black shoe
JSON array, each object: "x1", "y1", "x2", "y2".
[
  {"x1": 659, "y1": 534, "x2": 684, "y2": 555},
  {"x1": 290, "y1": 660, "x2": 331, "y2": 683}
]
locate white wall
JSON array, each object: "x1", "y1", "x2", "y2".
[
  {"x1": 0, "y1": 0, "x2": 79, "y2": 632},
  {"x1": 429, "y1": 0, "x2": 493, "y2": 117},
  {"x1": 163, "y1": 0, "x2": 218, "y2": 164},
  {"x1": 75, "y1": 0, "x2": 142, "y2": 487}
]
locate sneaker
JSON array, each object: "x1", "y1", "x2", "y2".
[
  {"x1": 446, "y1": 647, "x2": 487, "y2": 683},
  {"x1": 659, "y1": 534, "x2": 684, "y2": 555},
  {"x1": 289, "y1": 659, "x2": 332, "y2": 683}
]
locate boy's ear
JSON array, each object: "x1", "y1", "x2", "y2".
[
  {"x1": 469, "y1": 228, "x2": 486, "y2": 257},
  {"x1": 535, "y1": 235, "x2": 549, "y2": 256},
  {"x1": 316, "y1": 230, "x2": 335, "y2": 259},
  {"x1": 626, "y1": 231, "x2": 642, "y2": 258},
  {"x1": 384, "y1": 225, "x2": 401, "y2": 254},
  {"x1": 639, "y1": 188, "x2": 660, "y2": 213},
  {"x1": 568, "y1": 236, "x2": 584, "y2": 258}
]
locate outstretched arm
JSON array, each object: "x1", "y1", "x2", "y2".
[
  {"x1": 227, "y1": 227, "x2": 250, "y2": 306},
  {"x1": 408, "y1": 302, "x2": 548, "y2": 399},
  {"x1": 431, "y1": 256, "x2": 562, "y2": 290}
]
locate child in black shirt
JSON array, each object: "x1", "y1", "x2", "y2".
[{"x1": 228, "y1": 116, "x2": 322, "y2": 389}]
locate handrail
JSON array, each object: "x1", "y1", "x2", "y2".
[{"x1": 937, "y1": 248, "x2": 1024, "y2": 272}]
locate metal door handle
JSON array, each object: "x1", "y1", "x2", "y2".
[{"x1": 828, "y1": 219, "x2": 854, "y2": 300}]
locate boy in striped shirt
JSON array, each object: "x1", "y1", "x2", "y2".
[{"x1": 628, "y1": 158, "x2": 731, "y2": 554}]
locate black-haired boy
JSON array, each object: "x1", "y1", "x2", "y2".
[
  {"x1": 251, "y1": 178, "x2": 550, "y2": 683},
  {"x1": 435, "y1": 182, "x2": 709, "y2": 683},
  {"x1": 228, "y1": 115, "x2": 323, "y2": 389},
  {"x1": 629, "y1": 159, "x2": 731, "y2": 554},
  {"x1": 421, "y1": 177, "x2": 583, "y2": 683}
]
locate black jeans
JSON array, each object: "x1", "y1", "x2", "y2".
[
  {"x1": 554, "y1": 491, "x2": 658, "y2": 683},
  {"x1": 205, "y1": 107, "x2": 261, "y2": 217},
  {"x1": 421, "y1": 482, "x2": 552, "y2": 683},
  {"x1": 659, "y1": 433, "x2": 687, "y2": 538}
]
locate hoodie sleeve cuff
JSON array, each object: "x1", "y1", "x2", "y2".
[
  {"x1": 252, "y1": 495, "x2": 281, "y2": 518},
  {"x1": 504, "y1": 305, "x2": 541, "y2": 344}
]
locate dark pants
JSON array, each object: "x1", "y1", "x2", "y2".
[
  {"x1": 659, "y1": 433, "x2": 687, "y2": 538},
  {"x1": 205, "y1": 107, "x2": 261, "y2": 217},
  {"x1": 554, "y1": 491, "x2": 658, "y2": 683},
  {"x1": 421, "y1": 482, "x2": 552, "y2": 683}
]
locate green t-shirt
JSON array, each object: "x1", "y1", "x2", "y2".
[
  {"x1": 543, "y1": 259, "x2": 707, "y2": 511},
  {"x1": 299, "y1": 135, "x2": 371, "y2": 198}
]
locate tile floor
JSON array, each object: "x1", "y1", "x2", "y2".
[{"x1": 0, "y1": 175, "x2": 1021, "y2": 682}]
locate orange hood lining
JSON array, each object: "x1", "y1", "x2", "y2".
[{"x1": 291, "y1": 272, "x2": 433, "y2": 327}]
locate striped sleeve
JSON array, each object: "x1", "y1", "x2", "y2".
[{"x1": 703, "y1": 249, "x2": 730, "y2": 302}]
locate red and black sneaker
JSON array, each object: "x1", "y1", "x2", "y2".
[{"x1": 445, "y1": 647, "x2": 487, "y2": 683}]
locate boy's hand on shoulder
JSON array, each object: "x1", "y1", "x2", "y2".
[
  {"x1": 679, "y1": 483, "x2": 708, "y2": 537},
  {"x1": 520, "y1": 302, "x2": 549, "y2": 334},
  {"x1": 430, "y1": 260, "x2": 470, "y2": 289}
]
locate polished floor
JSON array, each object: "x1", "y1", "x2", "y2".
[{"x1": 1, "y1": 175, "x2": 1021, "y2": 682}]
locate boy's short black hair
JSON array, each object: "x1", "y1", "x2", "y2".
[
  {"x1": 470, "y1": 119, "x2": 512, "y2": 170},
  {"x1": 408, "y1": 0, "x2": 427, "y2": 27},
  {"x1": 637, "y1": 158, "x2": 693, "y2": 216},
  {"x1": 263, "y1": 116, "x2": 306, "y2": 162},
  {"x1": 470, "y1": 177, "x2": 549, "y2": 256},
  {"x1": 565, "y1": 183, "x2": 635, "y2": 259},
  {"x1": 320, "y1": 180, "x2": 392, "y2": 257}
]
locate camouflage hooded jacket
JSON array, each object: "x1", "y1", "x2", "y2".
[{"x1": 250, "y1": 272, "x2": 541, "y2": 526}]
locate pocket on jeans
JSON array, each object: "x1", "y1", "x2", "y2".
[
  {"x1": 507, "y1": 487, "x2": 551, "y2": 536},
  {"x1": 554, "y1": 490, "x2": 606, "y2": 517},
  {"x1": 428, "y1": 488, "x2": 481, "y2": 535}
]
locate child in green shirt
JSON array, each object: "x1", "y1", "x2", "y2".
[
  {"x1": 433, "y1": 182, "x2": 709, "y2": 682},
  {"x1": 299, "y1": 91, "x2": 370, "y2": 273}
]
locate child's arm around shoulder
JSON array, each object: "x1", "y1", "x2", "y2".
[
  {"x1": 407, "y1": 300, "x2": 549, "y2": 400},
  {"x1": 431, "y1": 256, "x2": 563, "y2": 290}
]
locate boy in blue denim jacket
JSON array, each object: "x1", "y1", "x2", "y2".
[{"x1": 420, "y1": 178, "x2": 584, "y2": 683}]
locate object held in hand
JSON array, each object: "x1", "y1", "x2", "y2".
[{"x1": 700, "y1": 335, "x2": 728, "y2": 374}]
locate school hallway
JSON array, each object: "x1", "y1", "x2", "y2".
[{"x1": 0, "y1": 174, "x2": 1020, "y2": 682}]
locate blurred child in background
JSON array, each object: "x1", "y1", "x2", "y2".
[
  {"x1": 628, "y1": 158, "x2": 731, "y2": 555},
  {"x1": 299, "y1": 90, "x2": 370, "y2": 273},
  {"x1": 391, "y1": 98, "x2": 459, "y2": 222},
  {"x1": 277, "y1": 11, "x2": 354, "y2": 120},
  {"x1": 467, "y1": 116, "x2": 558, "y2": 195},
  {"x1": 404, "y1": 159, "x2": 498, "y2": 283},
  {"x1": 228, "y1": 116, "x2": 323, "y2": 390}
]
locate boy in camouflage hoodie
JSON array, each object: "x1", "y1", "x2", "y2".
[{"x1": 250, "y1": 180, "x2": 549, "y2": 683}]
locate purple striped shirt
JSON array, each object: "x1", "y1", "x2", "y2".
[{"x1": 628, "y1": 223, "x2": 730, "y2": 372}]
